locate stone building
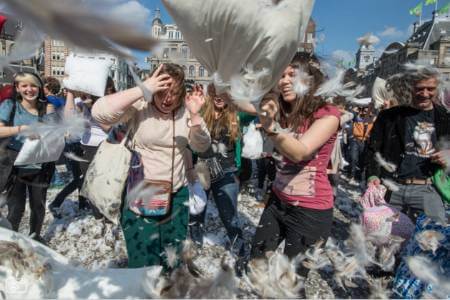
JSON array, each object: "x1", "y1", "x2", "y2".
[
  {"x1": 146, "y1": 8, "x2": 209, "y2": 84},
  {"x1": 0, "y1": 18, "x2": 37, "y2": 85},
  {"x1": 356, "y1": 12, "x2": 450, "y2": 96}
]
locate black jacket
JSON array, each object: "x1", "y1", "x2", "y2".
[{"x1": 365, "y1": 104, "x2": 450, "y2": 180}]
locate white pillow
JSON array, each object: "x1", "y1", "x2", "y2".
[
  {"x1": 14, "y1": 136, "x2": 65, "y2": 166},
  {"x1": 162, "y1": 0, "x2": 315, "y2": 102},
  {"x1": 63, "y1": 53, "x2": 113, "y2": 97}
]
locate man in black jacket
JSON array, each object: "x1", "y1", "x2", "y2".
[{"x1": 365, "y1": 66, "x2": 449, "y2": 224}]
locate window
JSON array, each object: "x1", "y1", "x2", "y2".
[
  {"x1": 189, "y1": 65, "x2": 195, "y2": 77},
  {"x1": 169, "y1": 31, "x2": 173, "y2": 39},
  {"x1": 182, "y1": 47, "x2": 188, "y2": 58},
  {"x1": 199, "y1": 66, "x2": 205, "y2": 77}
]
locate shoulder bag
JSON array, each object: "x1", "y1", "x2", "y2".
[
  {"x1": 80, "y1": 126, "x2": 133, "y2": 224},
  {"x1": 127, "y1": 112, "x2": 176, "y2": 217}
]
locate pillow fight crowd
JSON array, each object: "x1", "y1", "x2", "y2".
[{"x1": 0, "y1": 49, "x2": 449, "y2": 295}]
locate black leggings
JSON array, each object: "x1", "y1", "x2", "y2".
[
  {"x1": 7, "y1": 164, "x2": 55, "y2": 237},
  {"x1": 51, "y1": 144, "x2": 98, "y2": 210},
  {"x1": 250, "y1": 192, "x2": 333, "y2": 275}
]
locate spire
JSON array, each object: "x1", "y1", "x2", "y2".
[{"x1": 154, "y1": 8, "x2": 161, "y2": 20}]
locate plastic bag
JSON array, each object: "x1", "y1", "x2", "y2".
[
  {"x1": 242, "y1": 122, "x2": 263, "y2": 159},
  {"x1": 359, "y1": 185, "x2": 414, "y2": 244},
  {"x1": 188, "y1": 181, "x2": 207, "y2": 215}
]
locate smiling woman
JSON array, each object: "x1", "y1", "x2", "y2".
[{"x1": 0, "y1": 72, "x2": 59, "y2": 244}]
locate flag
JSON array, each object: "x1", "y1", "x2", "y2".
[
  {"x1": 0, "y1": 15, "x2": 7, "y2": 33},
  {"x1": 425, "y1": 0, "x2": 437, "y2": 5},
  {"x1": 409, "y1": 2, "x2": 423, "y2": 16},
  {"x1": 438, "y1": 2, "x2": 450, "y2": 13}
]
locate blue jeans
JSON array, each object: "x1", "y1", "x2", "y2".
[
  {"x1": 350, "y1": 139, "x2": 365, "y2": 180},
  {"x1": 189, "y1": 171, "x2": 244, "y2": 255}
]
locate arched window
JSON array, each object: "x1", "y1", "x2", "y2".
[
  {"x1": 199, "y1": 66, "x2": 205, "y2": 77},
  {"x1": 189, "y1": 66, "x2": 195, "y2": 77}
]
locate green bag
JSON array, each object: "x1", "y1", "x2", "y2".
[{"x1": 432, "y1": 168, "x2": 450, "y2": 204}]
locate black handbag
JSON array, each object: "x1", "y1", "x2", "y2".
[{"x1": 0, "y1": 101, "x2": 17, "y2": 192}]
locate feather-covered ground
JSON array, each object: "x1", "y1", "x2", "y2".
[{"x1": 7, "y1": 166, "x2": 391, "y2": 299}]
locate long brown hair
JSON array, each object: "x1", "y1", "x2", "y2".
[
  {"x1": 202, "y1": 84, "x2": 240, "y2": 145},
  {"x1": 279, "y1": 52, "x2": 327, "y2": 131}
]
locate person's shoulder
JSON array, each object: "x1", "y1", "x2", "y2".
[
  {"x1": 314, "y1": 104, "x2": 341, "y2": 119},
  {"x1": 0, "y1": 98, "x2": 14, "y2": 108}
]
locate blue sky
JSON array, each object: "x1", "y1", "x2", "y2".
[{"x1": 135, "y1": 0, "x2": 445, "y2": 67}]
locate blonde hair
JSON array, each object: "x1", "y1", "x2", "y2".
[
  {"x1": 202, "y1": 84, "x2": 240, "y2": 144},
  {"x1": 14, "y1": 73, "x2": 42, "y2": 88}
]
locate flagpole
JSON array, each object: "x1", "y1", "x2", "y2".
[{"x1": 435, "y1": 0, "x2": 438, "y2": 12}]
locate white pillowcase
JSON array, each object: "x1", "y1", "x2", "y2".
[
  {"x1": 63, "y1": 53, "x2": 113, "y2": 97},
  {"x1": 162, "y1": 0, "x2": 315, "y2": 102},
  {"x1": 14, "y1": 136, "x2": 65, "y2": 166}
]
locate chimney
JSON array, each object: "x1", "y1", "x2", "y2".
[{"x1": 413, "y1": 22, "x2": 418, "y2": 33}]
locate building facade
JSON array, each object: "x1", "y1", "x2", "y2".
[
  {"x1": 43, "y1": 38, "x2": 70, "y2": 81},
  {"x1": 146, "y1": 8, "x2": 209, "y2": 84},
  {"x1": 355, "y1": 13, "x2": 450, "y2": 96},
  {"x1": 0, "y1": 18, "x2": 38, "y2": 85}
]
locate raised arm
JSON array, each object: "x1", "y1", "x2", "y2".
[
  {"x1": 92, "y1": 65, "x2": 171, "y2": 126},
  {"x1": 259, "y1": 100, "x2": 339, "y2": 163}
]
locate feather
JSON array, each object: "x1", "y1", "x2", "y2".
[
  {"x1": 374, "y1": 152, "x2": 397, "y2": 173},
  {"x1": 292, "y1": 68, "x2": 311, "y2": 98},
  {"x1": 357, "y1": 33, "x2": 380, "y2": 46},
  {"x1": 194, "y1": 162, "x2": 211, "y2": 191},
  {"x1": 1, "y1": 0, "x2": 158, "y2": 65},
  {"x1": 229, "y1": 66, "x2": 271, "y2": 104},
  {"x1": 63, "y1": 152, "x2": 88, "y2": 163},
  {"x1": 415, "y1": 230, "x2": 445, "y2": 254},
  {"x1": 407, "y1": 255, "x2": 450, "y2": 298},
  {"x1": 164, "y1": 246, "x2": 178, "y2": 269},
  {"x1": 381, "y1": 178, "x2": 400, "y2": 192},
  {"x1": 314, "y1": 70, "x2": 364, "y2": 100}
]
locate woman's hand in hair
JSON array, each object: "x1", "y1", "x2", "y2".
[
  {"x1": 185, "y1": 84, "x2": 205, "y2": 125},
  {"x1": 143, "y1": 64, "x2": 172, "y2": 95}
]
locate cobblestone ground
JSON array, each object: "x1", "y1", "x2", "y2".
[{"x1": 9, "y1": 166, "x2": 391, "y2": 298}]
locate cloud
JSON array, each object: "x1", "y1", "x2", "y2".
[
  {"x1": 103, "y1": 0, "x2": 151, "y2": 28},
  {"x1": 357, "y1": 33, "x2": 380, "y2": 46},
  {"x1": 332, "y1": 49, "x2": 354, "y2": 64},
  {"x1": 378, "y1": 26, "x2": 406, "y2": 39}
]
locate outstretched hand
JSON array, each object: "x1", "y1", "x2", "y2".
[
  {"x1": 143, "y1": 64, "x2": 172, "y2": 95},
  {"x1": 185, "y1": 84, "x2": 205, "y2": 116}
]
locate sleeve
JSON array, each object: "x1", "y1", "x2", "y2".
[
  {"x1": 92, "y1": 97, "x2": 142, "y2": 126},
  {"x1": 314, "y1": 105, "x2": 341, "y2": 121},
  {"x1": 238, "y1": 111, "x2": 256, "y2": 127},
  {"x1": 188, "y1": 119, "x2": 211, "y2": 153},
  {"x1": 0, "y1": 99, "x2": 13, "y2": 124},
  {"x1": 364, "y1": 111, "x2": 387, "y2": 180}
]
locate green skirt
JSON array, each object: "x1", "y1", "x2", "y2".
[{"x1": 121, "y1": 186, "x2": 189, "y2": 272}]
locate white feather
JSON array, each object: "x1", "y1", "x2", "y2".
[{"x1": 375, "y1": 152, "x2": 397, "y2": 173}]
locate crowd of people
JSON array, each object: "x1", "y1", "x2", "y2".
[{"x1": 0, "y1": 50, "x2": 448, "y2": 285}]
